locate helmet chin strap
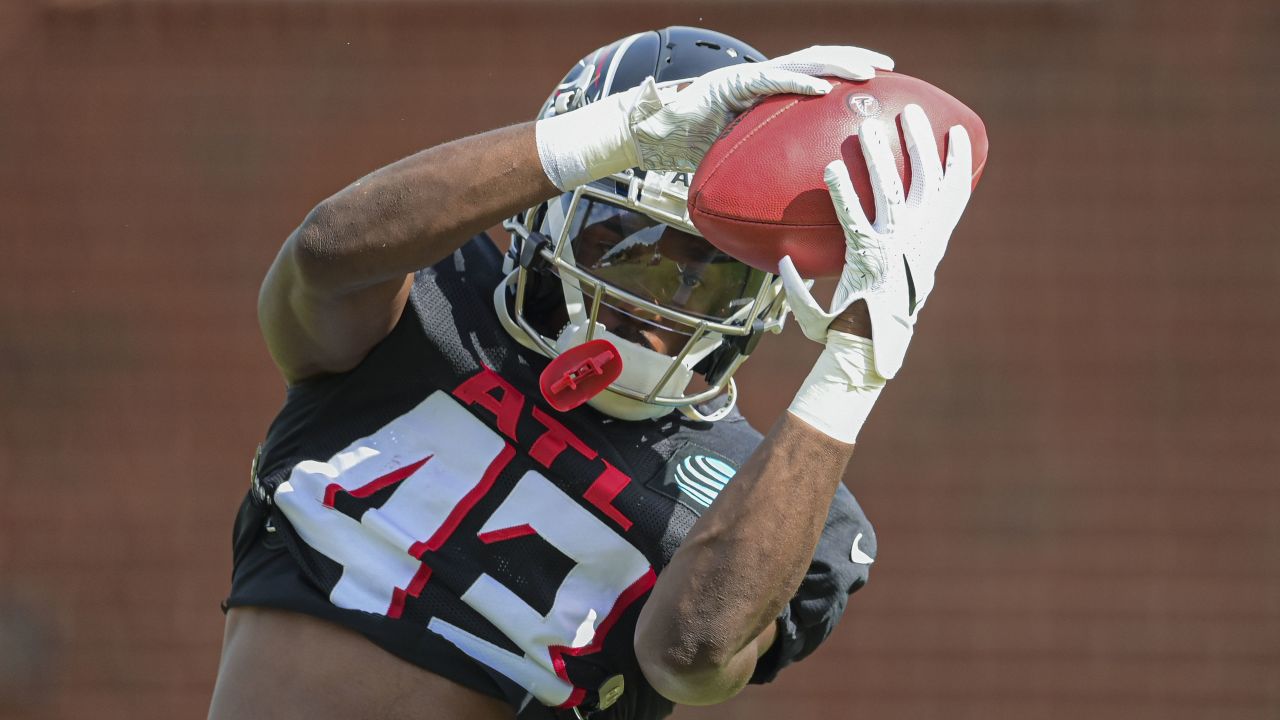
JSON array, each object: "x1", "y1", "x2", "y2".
[
  {"x1": 585, "y1": 386, "x2": 677, "y2": 422},
  {"x1": 677, "y1": 380, "x2": 737, "y2": 423},
  {"x1": 553, "y1": 320, "x2": 719, "y2": 422},
  {"x1": 492, "y1": 273, "x2": 672, "y2": 420},
  {"x1": 493, "y1": 270, "x2": 736, "y2": 422}
]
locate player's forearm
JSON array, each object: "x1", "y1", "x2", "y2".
[
  {"x1": 291, "y1": 122, "x2": 557, "y2": 291},
  {"x1": 635, "y1": 413, "x2": 854, "y2": 704}
]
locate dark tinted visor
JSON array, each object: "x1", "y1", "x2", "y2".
[{"x1": 566, "y1": 193, "x2": 767, "y2": 321}]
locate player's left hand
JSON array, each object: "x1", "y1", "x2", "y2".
[{"x1": 780, "y1": 104, "x2": 973, "y2": 379}]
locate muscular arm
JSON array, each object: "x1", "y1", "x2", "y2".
[
  {"x1": 259, "y1": 123, "x2": 558, "y2": 383},
  {"x1": 634, "y1": 306, "x2": 873, "y2": 706}
]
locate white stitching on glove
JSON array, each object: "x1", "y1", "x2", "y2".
[
  {"x1": 536, "y1": 45, "x2": 894, "y2": 190},
  {"x1": 779, "y1": 104, "x2": 974, "y2": 380}
]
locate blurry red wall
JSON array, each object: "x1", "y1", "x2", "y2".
[{"x1": 0, "y1": 1, "x2": 1277, "y2": 718}]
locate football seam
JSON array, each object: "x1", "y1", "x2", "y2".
[
  {"x1": 689, "y1": 211, "x2": 839, "y2": 228},
  {"x1": 692, "y1": 97, "x2": 800, "y2": 216}
]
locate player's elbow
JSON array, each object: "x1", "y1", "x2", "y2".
[
  {"x1": 288, "y1": 204, "x2": 343, "y2": 279},
  {"x1": 634, "y1": 628, "x2": 749, "y2": 706}
]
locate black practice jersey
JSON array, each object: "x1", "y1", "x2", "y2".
[{"x1": 226, "y1": 236, "x2": 877, "y2": 720}]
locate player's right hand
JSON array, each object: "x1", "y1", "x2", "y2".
[
  {"x1": 781, "y1": 105, "x2": 972, "y2": 444},
  {"x1": 535, "y1": 46, "x2": 894, "y2": 191},
  {"x1": 780, "y1": 105, "x2": 973, "y2": 379},
  {"x1": 628, "y1": 46, "x2": 896, "y2": 172}
]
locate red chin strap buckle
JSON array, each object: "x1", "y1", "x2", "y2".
[{"x1": 539, "y1": 339, "x2": 623, "y2": 412}]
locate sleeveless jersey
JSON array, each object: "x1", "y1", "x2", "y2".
[{"x1": 226, "y1": 236, "x2": 877, "y2": 720}]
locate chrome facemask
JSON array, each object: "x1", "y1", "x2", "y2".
[{"x1": 501, "y1": 169, "x2": 788, "y2": 419}]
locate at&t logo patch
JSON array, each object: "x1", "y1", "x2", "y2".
[
  {"x1": 646, "y1": 444, "x2": 738, "y2": 512},
  {"x1": 673, "y1": 455, "x2": 736, "y2": 508}
]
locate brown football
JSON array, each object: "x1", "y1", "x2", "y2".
[{"x1": 688, "y1": 71, "x2": 988, "y2": 277}]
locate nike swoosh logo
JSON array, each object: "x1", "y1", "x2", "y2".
[
  {"x1": 851, "y1": 532, "x2": 875, "y2": 564},
  {"x1": 903, "y1": 254, "x2": 918, "y2": 315}
]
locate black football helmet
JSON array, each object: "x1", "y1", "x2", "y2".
[{"x1": 498, "y1": 27, "x2": 789, "y2": 421}]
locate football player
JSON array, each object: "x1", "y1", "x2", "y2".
[{"x1": 210, "y1": 26, "x2": 972, "y2": 720}]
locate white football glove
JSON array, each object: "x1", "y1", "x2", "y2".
[
  {"x1": 784, "y1": 104, "x2": 973, "y2": 443},
  {"x1": 783, "y1": 104, "x2": 973, "y2": 377},
  {"x1": 536, "y1": 45, "x2": 894, "y2": 190}
]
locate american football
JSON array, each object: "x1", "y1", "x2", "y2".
[{"x1": 689, "y1": 71, "x2": 988, "y2": 277}]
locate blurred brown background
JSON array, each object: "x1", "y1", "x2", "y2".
[{"x1": 1, "y1": 0, "x2": 1277, "y2": 718}]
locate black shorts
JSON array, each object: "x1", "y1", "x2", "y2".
[{"x1": 224, "y1": 493, "x2": 564, "y2": 719}]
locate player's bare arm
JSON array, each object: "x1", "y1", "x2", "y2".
[
  {"x1": 259, "y1": 123, "x2": 555, "y2": 383},
  {"x1": 636, "y1": 411, "x2": 856, "y2": 704}
]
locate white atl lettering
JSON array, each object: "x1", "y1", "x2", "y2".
[{"x1": 273, "y1": 391, "x2": 651, "y2": 708}]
